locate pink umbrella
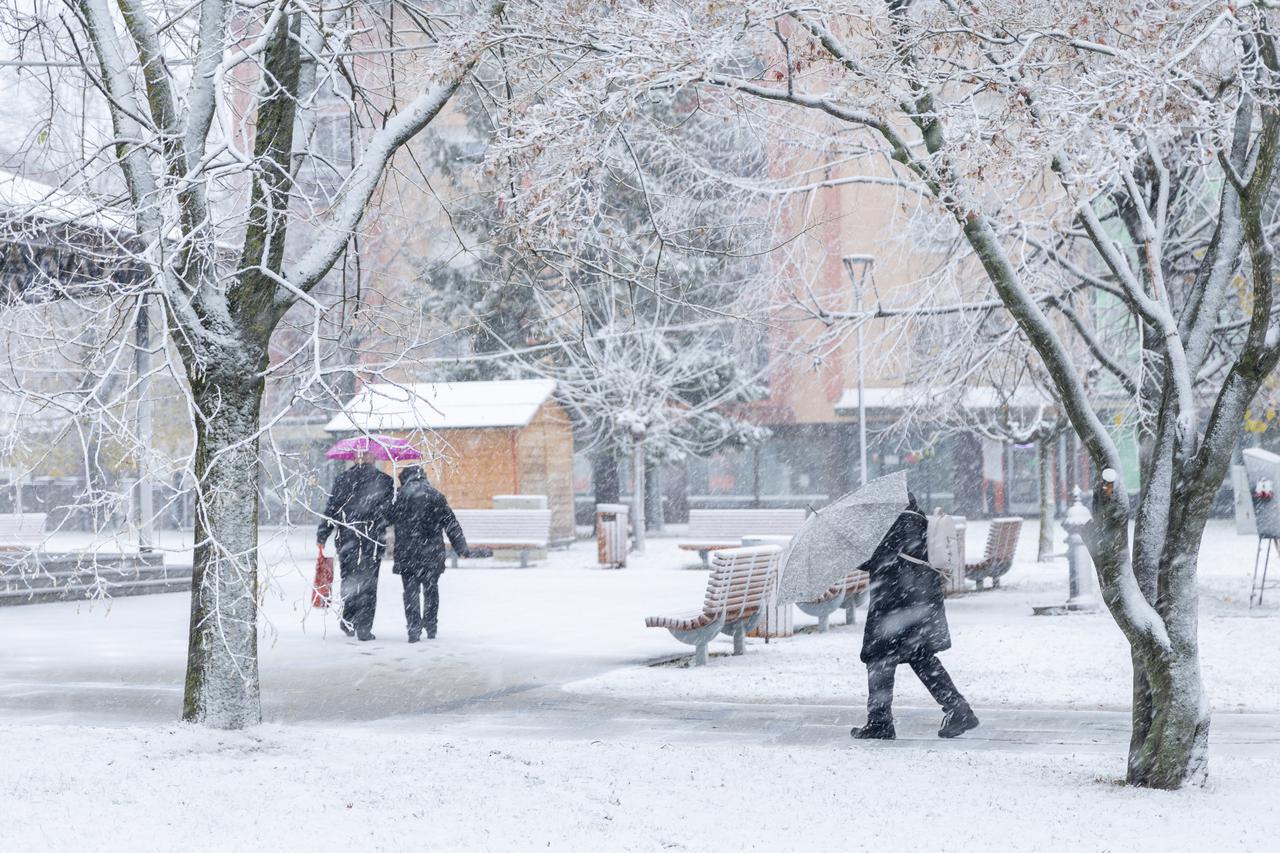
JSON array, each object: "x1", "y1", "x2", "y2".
[{"x1": 325, "y1": 435, "x2": 423, "y2": 461}]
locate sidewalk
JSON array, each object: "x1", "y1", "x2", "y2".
[{"x1": 378, "y1": 676, "x2": 1280, "y2": 758}]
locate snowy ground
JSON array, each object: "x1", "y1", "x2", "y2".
[
  {"x1": 568, "y1": 522, "x2": 1280, "y2": 714},
  {"x1": 2, "y1": 519, "x2": 1278, "y2": 851}
]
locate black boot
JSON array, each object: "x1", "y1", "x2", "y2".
[
  {"x1": 938, "y1": 704, "x2": 980, "y2": 738},
  {"x1": 339, "y1": 620, "x2": 355, "y2": 638},
  {"x1": 851, "y1": 719, "x2": 896, "y2": 740},
  {"x1": 426, "y1": 625, "x2": 437, "y2": 640},
  {"x1": 357, "y1": 631, "x2": 376, "y2": 642},
  {"x1": 408, "y1": 634, "x2": 420, "y2": 644}
]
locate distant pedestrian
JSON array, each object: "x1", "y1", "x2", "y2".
[
  {"x1": 850, "y1": 493, "x2": 979, "y2": 740},
  {"x1": 317, "y1": 450, "x2": 394, "y2": 641},
  {"x1": 388, "y1": 465, "x2": 481, "y2": 642}
]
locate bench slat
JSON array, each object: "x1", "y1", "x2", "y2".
[
  {"x1": 452, "y1": 509, "x2": 552, "y2": 550},
  {"x1": 681, "y1": 510, "x2": 805, "y2": 550},
  {"x1": 0, "y1": 513, "x2": 48, "y2": 549}
]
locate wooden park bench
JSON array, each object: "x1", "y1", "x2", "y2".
[
  {"x1": 645, "y1": 544, "x2": 782, "y2": 665},
  {"x1": 965, "y1": 517, "x2": 1022, "y2": 590},
  {"x1": 449, "y1": 508, "x2": 551, "y2": 568},
  {"x1": 0, "y1": 512, "x2": 47, "y2": 552},
  {"x1": 796, "y1": 569, "x2": 870, "y2": 632},
  {"x1": 678, "y1": 509, "x2": 806, "y2": 567}
]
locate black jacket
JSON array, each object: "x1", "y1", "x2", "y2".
[
  {"x1": 388, "y1": 467, "x2": 469, "y2": 575},
  {"x1": 858, "y1": 495, "x2": 952, "y2": 664},
  {"x1": 317, "y1": 463, "x2": 394, "y2": 554}
]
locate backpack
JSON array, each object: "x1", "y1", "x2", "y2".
[{"x1": 900, "y1": 508, "x2": 961, "y2": 582}]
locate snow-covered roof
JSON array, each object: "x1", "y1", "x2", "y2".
[
  {"x1": 0, "y1": 170, "x2": 133, "y2": 234},
  {"x1": 835, "y1": 385, "x2": 1053, "y2": 413},
  {"x1": 325, "y1": 379, "x2": 558, "y2": 432}
]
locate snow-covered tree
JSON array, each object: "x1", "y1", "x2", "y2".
[
  {"x1": 419, "y1": 80, "x2": 773, "y2": 539},
  {"x1": 0, "y1": 0, "x2": 503, "y2": 728},
  {"x1": 494, "y1": 1, "x2": 1280, "y2": 788}
]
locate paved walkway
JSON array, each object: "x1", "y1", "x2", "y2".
[
  {"x1": 377, "y1": 679, "x2": 1280, "y2": 758},
  {"x1": 5, "y1": 610, "x2": 1278, "y2": 758}
]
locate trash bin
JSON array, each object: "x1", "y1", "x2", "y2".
[
  {"x1": 596, "y1": 503, "x2": 629, "y2": 568},
  {"x1": 742, "y1": 534, "x2": 794, "y2": 638}
]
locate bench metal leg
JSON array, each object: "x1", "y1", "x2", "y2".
[
  {"x1": 670, "y1": 618, "x2": 725, "y2": 666},
  {"x1": 844, "y1": 598, "x2": 857, "y2": 626},
  {"x1": 520, "y1": 550, "x2": 529, "y2": 568},
  {"x1": 450, "y1": 553, "x2": 458, "y2": 569},
  {"x1": 816, "y1": 613, "x2": 829, "y2": 633},
  {"x1": 732, "y1": 625, "x2": 745, "y2": 655},
  {"x1": 699, "y1": 550, "x2": 710, "y2": 568}
]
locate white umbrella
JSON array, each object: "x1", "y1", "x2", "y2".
[{"x1": 776, "y1": 471, "x2": 909, "y2": 604}]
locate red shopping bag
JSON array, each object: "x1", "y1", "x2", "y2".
[{"x1": 312, "y1": 554, "x2": 334, "y2": 609}]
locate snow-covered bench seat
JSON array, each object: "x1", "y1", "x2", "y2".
[
  {"x1": 450, "y1": 508, "x2": 552, "y2": 568},
  {"x1": 0, "y1": 512, "x2": 47, "y2": 551},
  {"x1": 678, "y1": 509, "x2": 806, "y2": 566},
  {"x1": 797, "y1": 569, "x2": 870, "y2": 632},
  {"x1": 646, "y1": 544, "x2": 782, "y2": 665},
  {"x1": 966, "y1": 517, "x2": 1022, "y2": 590}
]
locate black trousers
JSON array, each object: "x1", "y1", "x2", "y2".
[
  {"x1": 866, "y1": 654, "x2": 966, "y2": 722},
  {"x1": 401, "y1": 570, "x2": 441, "y2": 638},
  {"x1": 338, "y1": 540, "x2": 383, "y2": 635}
]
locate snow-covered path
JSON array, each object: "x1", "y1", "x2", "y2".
[{"x1": 0, "y1": 528, "x2": 704, "y2": 724}]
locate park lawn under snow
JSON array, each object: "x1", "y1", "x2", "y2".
[
  {"x1": 2, "y1": 519, "x2": 1276, "y2": 723},
  {"x1": 566, "y1": 520, "x2": 1280, "y2": 714},
  {"x1": 3, "y1": 722, "x2": 1278, "y2": 852}
]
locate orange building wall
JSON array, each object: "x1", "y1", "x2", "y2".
[
  {"x1": 516, "y1": 403, "x2": 576, "y2": 542},
  {"x1": 424, "y1": 428, "x2": 519, "y2": 510},
  {"x1": 384, "y1": 399, "x2": 576, "y2": 540}
]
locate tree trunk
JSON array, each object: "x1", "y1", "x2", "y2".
[
  {"x1": 631, "y1": 443, "x2": 646, "y2": 554},
  {"x1": 1037, "y1": 433, "x2": 1056, "y2": 561},
  {"x1": 1090, "y1": 490, "x2": 1211, "y2": 789},
  {"x1": 1127, "y1": 643, "x2": 1210, "y2": 789},
  {"x1": 181, "y1": 360, "x2": 266, "y2": 729},
  {"x1": 593, "y1": 447, "x2": 620, "y2": 504},
  {"x1": 646, "y1": 459, "x2": 665, "y2": 533}
]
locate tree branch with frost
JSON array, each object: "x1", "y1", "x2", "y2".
[{"x1": 284, "y1": 0, "x2": 505, "y2": 297}]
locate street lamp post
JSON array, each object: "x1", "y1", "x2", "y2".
[
  {"x1": 630, "y1": 426, "x2": 646, "y2": 555},
  {"x1": 842, "y1": 255, "x2": 874, "y2": 488}
]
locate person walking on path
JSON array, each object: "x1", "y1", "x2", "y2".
[
  {"x1": 850, "y1": 493, "x2": 979, "y2": 740},
  {"x1": 317, "y1": 451, "x2": 394, "y2": 641},
  {"x1": 388, "y1": 465, "x2": 482, "y2": 642}
]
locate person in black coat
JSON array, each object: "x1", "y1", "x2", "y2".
[
  {"x1": 851, "y1": 493, "x2": 979, "y2": 740},
  {"x1": 388, "y1": 466, "x2": 483, "y2": 642},
  {"x1": 317, "y1": 452, "x2": 394, "y2": 641}
]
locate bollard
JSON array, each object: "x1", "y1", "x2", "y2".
[{"x1": 1033, "y1": 488, "x2": 1099, "y2": 615}]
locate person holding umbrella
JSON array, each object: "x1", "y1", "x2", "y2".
[
  {"x1": 317, "y1": 437, "x2": 407, "y2": 641},
  {"x1": 775, "y1": 472, "x2": 977, "y2": 741},
  {"x1": 849, "y1": 492, "x2": 979, "y2": 740}
]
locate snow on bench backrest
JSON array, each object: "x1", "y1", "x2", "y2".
[
  {"x1": 685, "y1": 509, "x2": 806, "y2": 542},
  {"x1": 453, "y1": 509, "x2": 552, "y2": 547},
  {"x1": 984, "y1": 518, "x2": 1022, "y2": 567},
  {"x1": 810, "y1": 568, "x2": 870, "y2": 603},
  {"x1": 0, "y1": 512, "x2": 48, "y2": 548},
  {"x1": 704, "y1": 545, "x2": 781, "y2": 622}
]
